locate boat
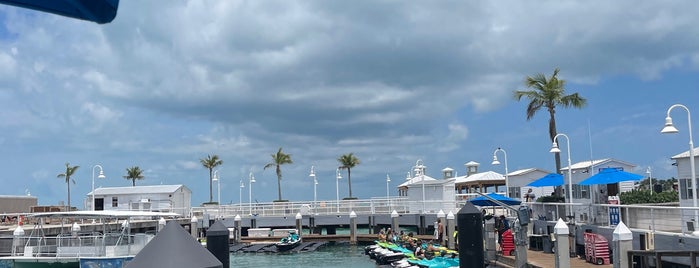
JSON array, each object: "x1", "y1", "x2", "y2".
[
  {"x1": 274, "y1": 230, "x2": 301, "y2": 252},
  {"x1": 0, "y1": 211, "x2": 179, "y2": 268}
]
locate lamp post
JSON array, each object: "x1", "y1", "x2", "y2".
[
  {"x1": 386, "y1": 174, "x2": 391, "y2": 212},
  {"x1": 646, "y1": 166, "x2": 653, "y2": 195},
  {"x1": 91, "y1": 165, "x2": 106, "y2": 211},
  {"x1": 414, "y1": 159, "x2": 426, "y2": 213},
  {"x1": 249, "y1": 169, "x2": 256, "y2": 215},
  {"x1": 309, "y1": 166, "x2": 317, "y2": 205},
  {"x1": 336, "y1": 168, "x2": 342, "y2": 213},
  {"x1": 550, "y1": 133, "x2": 573, "y2": 215},
  {"x1": 661, "y1": 104, "x2": 697, "y2": 223},
  {"x1": 492, "y1": 147, "x2": 509, "y2": 198},
  {"x1": 239, "y1": 179, "x2": 244, "y2": 206},
  {"x1": 386, "y1": 174, "x2": 391, "y2": 199},
  {"x1": 213, "y1": 169, "x2": 221, "y2": 205}
]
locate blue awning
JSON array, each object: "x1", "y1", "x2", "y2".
[
  {"x1": 579, "y1": 168, "x2": 644, "y2": 185},
  {"x1": 527, "y1": 173, "x2": 564, "y2": 187},
  {"x1": 469, "y1": 192, "x2": 521, "y2": 206},
  {"x1": 0, "y1": 0, "x2": 120, "y2": 24}
]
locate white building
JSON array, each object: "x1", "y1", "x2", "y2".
[
  {"x1": 87, "y1": 185, "x2": 191, "y2": 215},
  {"x1": 398, "y1": 161, "x2": 456, "y2": 213},
  {"x1": 671, "y1": 147, "x2": 699, "y2": 228},
  {"x1": 506, "y1": 168, "x2": 553, "y2": 200}
]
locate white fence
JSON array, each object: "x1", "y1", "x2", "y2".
[{"x1": 192, "y1": 198, "x2": 698, "y2": 234}]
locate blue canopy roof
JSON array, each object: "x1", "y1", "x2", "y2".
[
  {"x1": 0, "y1": 0, "x2": 119, "y2": 24},
  {"x1": 527, "y1": 173, "x2": 564, "y2": 187},
  {"x1": 469, "y1": 192, "x2": 521, "y2": 206},
  {"x1": 578, "y1": 168, "x2": 644, "y2": 185}
]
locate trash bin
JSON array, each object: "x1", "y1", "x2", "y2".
[{"x1": 542, "y1": 234, "x2": 553, "y2": 253}]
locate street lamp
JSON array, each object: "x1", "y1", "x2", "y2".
[
  {"x1": 249, "y1": 169, "x2": 256, "y2": 215},
  {"x1": 492, "y1": 147, "x2": 509, "y2": 198},
  {"x1": 212, "y1": 169, "x2": 221, "y2": 205},
  {"x1": 91, "y1": 165, "x2": 106, "y2": 211},
  {"x1": 646, "y1": 166, "x2": 653, "y2": 195},
  {"x1": 414, "y1": 159, "x2": 426, "y2": 213},
  {"x1": 661, "y1": 104, "x2": 697, "y2": 223},
  {"x1": 386, "y1": 174, "x2": 391, "y2": 199},
  {"x1": 336, "y1": 168, "x2": 342, "y2": 213},
  {"x1": 550, "y1": 133, "x2": 573, "y2": 214},
  {"x1": 309, "y1": 166, "x2": 317, "y2": 205},
  {"x1": 239, "y1": 179, "x2": 244, "y2": 206}
]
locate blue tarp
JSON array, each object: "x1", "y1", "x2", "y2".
[
  {"x1": 0, "y1": 0, "x2": 119, "y2": 24},
  {"x1": 578, "y1": 168, "x2": 644, "y2": 185},
  {"x1": 469, "y1": 192, "x2": 521, "y2": 206},
  {"x1": 527, "y1": 173, "x2": 564, "y2": 187}
]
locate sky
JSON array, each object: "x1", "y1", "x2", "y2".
[{"x1": 0, "y1": 1, "x2": 698, "y2": 207}]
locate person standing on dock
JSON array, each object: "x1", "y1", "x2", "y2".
[{"x1": 437, "y1": 219, "x2": 444, "y2": 245}]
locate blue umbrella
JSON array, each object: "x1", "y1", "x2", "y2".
[
  {"x1": 0, "y1": 0, "x2": 120, "y2": 24},
  {"x1": 527, "y1": 173, "x2": 564, "y2": 187},
  {"x1": 579, "y1": 168, "x2": 644, "y2": 185},
  {"x1": 469, "y1": 192, "x2": 521, "y2": 206}
]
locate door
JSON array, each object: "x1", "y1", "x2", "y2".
[{"x1": 95, "y1": 198, "x2": 104, "y2": 211}]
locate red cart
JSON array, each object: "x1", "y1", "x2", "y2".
[
  {"x1": 501, "y1": 229, "x2": 516, "y2": 256},
  {"x1": 584, "y1": 232, "x2": 610, "y2": 265}
]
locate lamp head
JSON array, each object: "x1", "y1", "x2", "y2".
[
  {"x1": 549, "y1": 142, "x2": 561, "y2": 153},
  {"x1": 661, "y1": 116, "x2": 679, "y2": 134},
  {"x1": 386, "y1": 174, "x2": 391, "y2": 182},
  {"x1": 491, "y1": 155, "x2": 501, "y2": 165},
  {"x1": 97, "y1": 170, "x2": 106, "y2": 179},
  {"x1": 240, "y1": 181, "x2": 245, "y2": 188}
]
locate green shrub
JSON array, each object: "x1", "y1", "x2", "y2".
[
  {"x1": 537, "y1": 195, "x2": 565, "y2": 203},
  {"x1": 619, "y1": 189, "x2": 678, "y2": 204}
]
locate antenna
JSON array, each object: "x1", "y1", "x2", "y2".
[{"x1": 588, "y1": 119, "x2": 595, "y2": 175}]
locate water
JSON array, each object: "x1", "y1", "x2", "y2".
[{"x1": 230, "y1": 243, "x2": 378, "y2": 268}]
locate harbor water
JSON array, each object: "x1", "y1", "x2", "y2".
[{"x1": 230, "y1": 243, "x2": 376, "y2": 268}]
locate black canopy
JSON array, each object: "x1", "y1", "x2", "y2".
[{"x1": 126, "y1": 221, "x2": 223, "y2": 268}]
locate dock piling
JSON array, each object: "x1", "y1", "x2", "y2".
[
  {"x1": 613, "y1": 221, "x2": 632, "y2": 268},
  {"x1": 447, "y1": 211, "x2": 455, "y2": 250},
  {"x1": 391, "y1": 210, "x2": 400, "y2": 235},
  {"x1": 295, "y1": 213, "x2": 302, "y2": 239},
  {"x1": 234, "y1": 214, "x2": 241, "y2": 243},
  {"x1": 350, "y1": 211, "x2": 357, "y2": 244},
  {"x1": 554, "y1": 218, "x2": 570, "y2": 268}
]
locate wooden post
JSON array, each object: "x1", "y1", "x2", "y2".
[
  {"x1": 391, "y1": 210, "x2": 400, "y2": 234},
  {"x1": 190, "y1": 216, "x2": 198, "y2": 239},
  {"x1": 447, "y1": 211, "x2": 455, "y2": 250},
  {"x1": 613, "y1": 221, "x2": 633, "y2": 268},
  {"x1": 349, "y1": 211, "x2": 357, "y2": 244},
  {"x1": 554, "y1": 218, "x2": 570, "y2": 268},
  {"x1": 234, "y1": 214, "x2": 241, "y2": 243},
  {"x1": 295, "y1": 213, "x2": 303, "y2": 239}
]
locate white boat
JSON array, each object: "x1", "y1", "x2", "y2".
[{"x1": 0, "y1": 211, "x2": 179, "y2": 268}]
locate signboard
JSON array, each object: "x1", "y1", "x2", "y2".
[{"x1": 608, "y1": 196, "x2": 620, "y2": 226}]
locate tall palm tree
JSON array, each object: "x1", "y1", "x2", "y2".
[
  {"x1": 57, "y1": 163, "x2": 79, "y2": 210},
  {"x1": 338, "y1": 153, "x2": 361, "y2": 199},
  {"x1": 514, "y1": 68, "x2": 587, "y2": 197},
  {"x1": 123, "y1": 166, "x2": 145, "y2": 186},
  {"x1": 200, "y1": 154, "x2": 223, "y2": 203},
  {"x1": 264, "y1": 147, "x2": 293, "y2": 201}
]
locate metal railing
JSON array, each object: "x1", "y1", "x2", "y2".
[{"x1": 191, "y1": 197, "x2": 699, "y2": 234}]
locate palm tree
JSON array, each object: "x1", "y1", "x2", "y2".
[
  {"x1": 338, "y1": 153, "x2": 361, "y2": 199},
  {"x1": 514, "y1": 68, "x2": 587, "y2": 197},
  {"x1": 57, "y1": 163, "x2": 79, "y2": 210},
  {"x1": 263, "y1": 147, "x2": 293, "y2": 201},
  {"x1": 123, "y1": 166, "x2": 145, "y2": 186},
  {"x1": 200, "y1": 154, "x2": 223, "y2": 203}
]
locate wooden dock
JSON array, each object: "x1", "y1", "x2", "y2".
[{"x1": 498, "y1": 249, "x2": 613, "y2": 268}]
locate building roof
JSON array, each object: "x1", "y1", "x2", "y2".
[
  {"x1": 455, "y1": 171, "x2": 504, "y2": 184},
  {"x1": 506, "y1": 168, "x2": 551, "y2": 177},
  {"x1": 398, "y1": 175, "x2": 438, "y2": 188},
  {"x1": 464, "y1": 161, "x2": 480, "y2": 167},
  {"x1": 671, "y1": 147, "x2": 699, "y2": 159},
  {"x1": 88, "y1": 185, "x2": 188, "y2": 196},
  {"x1": 561, "y1": 158, "x2": 636, "y2": 170}
]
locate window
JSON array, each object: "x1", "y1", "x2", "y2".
[
  {"x1": 112, "y1": 197, "x2": 118, "y2": 207},
  {"x1": 680, "y1": 178, "x2": 694, "y2": 200},
  {"x1": 509, "y1": 187, "x2": 521, "y2": 199},
  {"x1": 572, "y1": 184, "x2": 590, "y2": 199}
]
